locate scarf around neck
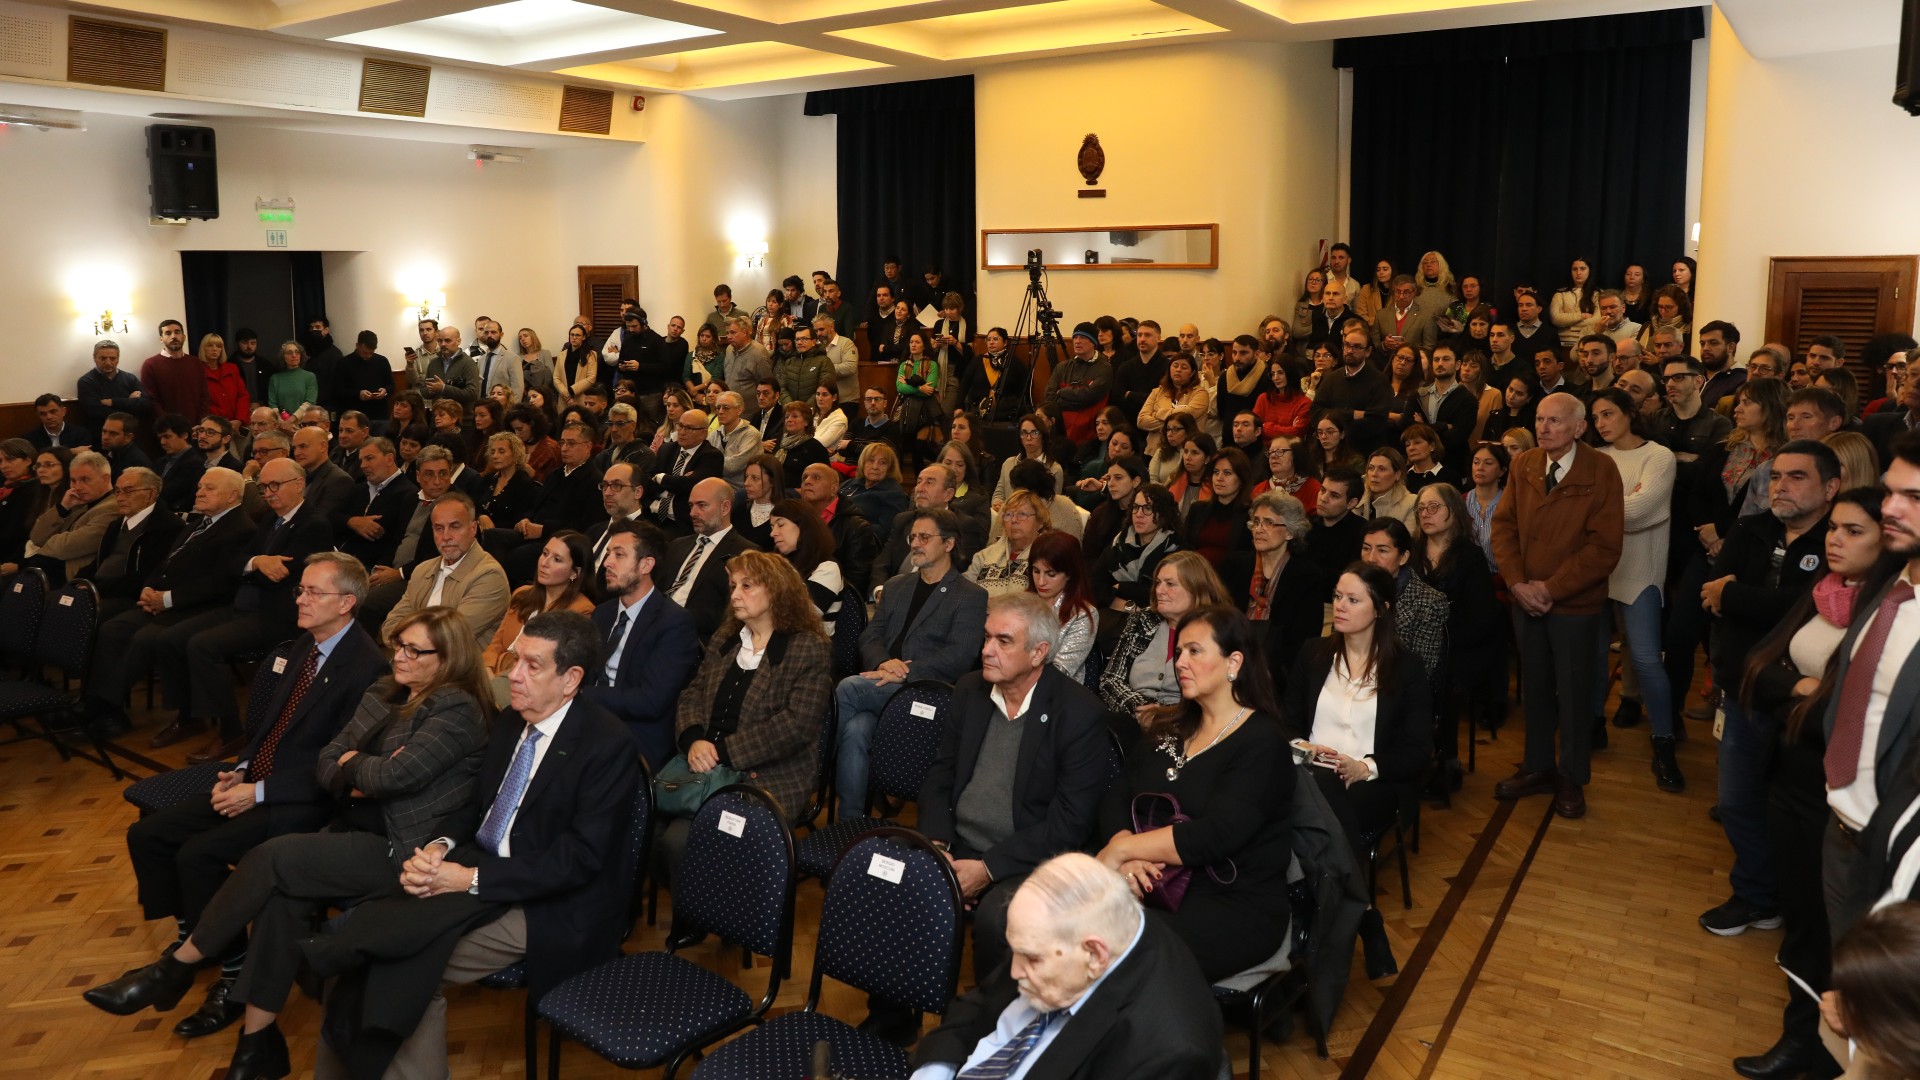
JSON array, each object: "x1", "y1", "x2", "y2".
[{"x1": 1813, "y1": 571, "x2": 1863, "y2": 627}]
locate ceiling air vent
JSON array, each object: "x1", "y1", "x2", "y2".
[
  {"x1": 559, "y1": 85, "x2": 613, "y2": 135},
  {"x1": 68, "y1": 16, "x2": 166, "y2": 93},
  {"x1": 359, "y1": 57, "x2": 430, "y2": 117}
]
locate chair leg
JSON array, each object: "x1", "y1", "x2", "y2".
[
  {"x1": 645, "y1": 875, "x2": 658, "y2": 927},
  {"x1": 1247, "y1": 987, "x2": 1264, "y2": 1080},
  {"x1": 523, "y1": 999, "x2": 538, "y2": 1080},
  {"x1": 548, "y1": 1028, "x2": 562, "y2": 1079},
  {"x1": 1396, "y1": 822, "x2": 1412, "y2": 910}
]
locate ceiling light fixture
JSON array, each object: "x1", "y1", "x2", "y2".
[
  {"x1": 467, "y1": 144, "x2": 531, "y2": 163},
  {"x1": 0, "y1": 105, "x2": 84, "y2": 131}
]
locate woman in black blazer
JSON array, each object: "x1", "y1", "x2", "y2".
[
  {"x1": 1285, "y1": 563, "x2": 1431, "y2": 978},
  {"x1": 1220, "y1": 489, "x2": 1332, "y2": 695},
  {"x1": 476, "y1": 432, "x2": 541, "y2": 532}
]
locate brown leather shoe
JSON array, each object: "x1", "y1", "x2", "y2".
[
  {"x1": 185, "y1": 732, "x2": 247, "y2": 765},
  {"x1": 1554, "y1": 778, "x2": 1587, "y2": 819},
  {"x1": 147, "y1": 717, "x2": 208, "y2": 750},
  {"x1": 1493, "y1": 768, "x2": 1557, "y2": 800}
]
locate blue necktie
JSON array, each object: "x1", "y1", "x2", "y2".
[
  {"x1": 958, "y1": 1009, "x2": 1064, "y2": 1080},
  {"x1": 476, "y1": 728, "x2": 544, "y2": 856}
]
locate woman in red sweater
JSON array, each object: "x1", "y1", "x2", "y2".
[{"x1": 1252, "y1": 356, "x2": 1311, "y2": 439}]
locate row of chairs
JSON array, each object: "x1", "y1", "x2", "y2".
[{"x1": 0, "y1": 568, "x2": 115, "y2": 777}]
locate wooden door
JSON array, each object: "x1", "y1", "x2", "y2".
[
  {"x1": 577, "y1": 265, "x2": 639, "y2": 351},
  {"x1": 1765, "y1": 256, "x2": 1916, "y2": 383}
]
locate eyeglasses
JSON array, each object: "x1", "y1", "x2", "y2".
[
  {"x1": 598, "y1": 480, "x2": 633, "y2": 492},
  {"x1": 252, "y1": 448, "x2": 285, "y2": 459},
  {"x1": 1416, "y1": 503, "x2": 1447, "y2": 516},
  {"x1": 1248, "y1": 516, "x2": 1287, "y2": 530},
  {"x1": 1663, "y1": 373, "x2": 1697, "y2": 383},
  {"x1": 390, "y1": 641, "x2": 440, "y2": 661},
  {"x1": 1002, "y1": 510, "x2": 1036, "y2": 521},
  {"x1": 1129, "y1": 503, "x2": 1157, "y2": 515},
  {"x1": 293, "y1": 586, "x2": 347, "y2": 599},
  {"x1": 608, "y1": 419, "x2": 634, "y2": 428},
  {"x1": 259, "y1": 479, "x2": 301, "y2": 494},
  {"x1": 1267, "y1": 448, "x2": 1293, "y2": 458},
  {"x1": 678, "y1": 423, "x2": 706, "y2": 433}
]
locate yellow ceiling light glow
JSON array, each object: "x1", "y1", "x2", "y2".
[
  {"x1": 562, "y1": 41, "x2": 889, "y2": 92},
  {"x1": 829, "y1": 0, "x2": 1225, "y2": 62}
]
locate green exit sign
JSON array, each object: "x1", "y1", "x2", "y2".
[{"x1": 257, "y1": 210, "x2": 294, "y2": 223}]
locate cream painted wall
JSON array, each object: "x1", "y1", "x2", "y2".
[
  {"x1": 974, "y1": 41, "x2": 1340, "y2": 339},
  {"x1": 1696, "y1": 7, "x2": 1920, "y2": 346}
]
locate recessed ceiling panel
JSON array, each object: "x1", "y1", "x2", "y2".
[
  {"x1": 829, "y1": 0, "x2": 1224, "y2": 62},
  {"x1": 334, "y1": 0, "x2": 720, "y2": 66},
  {"x1": 562, "y1": 40, "x2": 888, "y2": 91},
  {"x1": 664, "y1": 0, "x2": 961, "y2": 24}
]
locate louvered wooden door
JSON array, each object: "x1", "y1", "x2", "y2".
[
  {"x1": 577, "y1": 266, "x2": 639, "y2": 351},
  {"x1": 1766, "y1": 256, "x2": 1917, "y2": 382}
]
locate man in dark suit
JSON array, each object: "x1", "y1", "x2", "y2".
[
  {"x1": 586, "y1": 519, "x2": 702, "y2": 766},
  {"x1": 332, "y1": 410, "x2": 371, "y2": 481},
  {"x1": 658, "y1": 477, "x2": 759, "y2": 642},
  {"x1": 919, "y1": 593, "x2": 1114, "y2": 979},
  {"x1": 589, "y1": 403, "x2": 655, "y2": 475},
  {"x1": 583, "y1": 461, "x2": 646, "y2": 586},
  {"x1": 98, "y1": 412, "x2": 155, "y2": 477},
  {"x1": 337, "y1": 437, "x2": 419, "y2": 572},
  {"x1": 301, "y1": 611, "x2": 640, "y2": 1080},
  {"x1": 178, "y1": 458, "x2": 340, "y2": 763},
  {"x1": 800, "y1": 462, "x2": 878, "y2": 598},
  {"x1": 836, "y1": 507, "x2": 987, "y2": 812},
  {"x1": 82, "y1": 466, "x2": 182, "y2": 619},
  {"x1": 107, "y1": 553, "x2": 386, "y2": 1039},
  {"x1": 1863, "y1": 371, "x2": 1920, "y2": 465},
  {"x1": 871, "y1": 462, "x2": 987, "y2": 595},
  {"x1": 488, "y1": 421, "x2": 604, "y2": 585},
  {"x1": 154, "y1": 414, "x2": 207, "y2": 515},
  {"x1": 26, "y1": 392, "x2": 93, "y2": 450},
  {"x1": 291, "y1": 425, "x2": 355, "y2": 525},
  {"x1": 86, "y1": 466, "x2": 258, "y2": 745},
  {"x1": 911, "y1": 853, "x2": 1225, "y2": 1080},
  {"x1": 194, "y1": 416, "x2": 247, "y2": 474},
  {"x1": 643, "y1": 406, "x2": 723, "y2": 537}
]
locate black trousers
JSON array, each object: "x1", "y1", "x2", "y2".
[
  {"x1": 1312, "y1": 767, "x2": 1401, "y2": 872},
  {"x1": 91, "y1": 607, "x2": 226, "y2": 713},
  {"x1": 126, "y1": 798, "x2": 326, "y2": 928},
  {"x1": 192, "y1": 830, "x2": 403, "y2": 1014},
  {"x1": 966, "y1": 870, "x2": 1024, "y2": 983},
  {"x1": 1822, "y1": 815, "x2": 1869, "y2": 947},
  {"x1": 1768, "y1": 739, "x2": 1842, "y2": 1072},
  {"x1": 184, "y1": 611, "x2": 277, "y2": 732},
  {"x1": 1513, "y1": 608, "x2": 1607, "y2": 785}
]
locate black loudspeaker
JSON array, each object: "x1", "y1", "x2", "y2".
[
  {"x1": 147, "y1": 124, "x2": 218, "y2": 219},
  {"x1": 1898, "y1": 0, "x2": 1920, "y2": 115}
]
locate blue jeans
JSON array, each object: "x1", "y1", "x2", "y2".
[
  {"x1": 834, "y1": 674, "x2": 901, "y2": 813},
  {"x1": 1617, "y1": 586, "x2": 1674, "y2": 737},
  {"x1": 1718, "y1": 696, "x2": 1779, "y2": 908}
]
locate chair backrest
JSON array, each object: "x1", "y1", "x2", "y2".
[
  {"x1": 0, "y1": 569, "x2": 48, "y2": 668},
  {"x1": 869, "y1": 679, "x2": 952, "y2": 804},
  {"x1": 675, "y1": 785, "x2": 795, "y2": 962},
  {"x1": 798, "y1": 696, "x2": 839, "y2": 827},
  {"x1": 36, "y1": 580, "x2": 99, "y2": 678},
  {"x1": 240, "y1": 640, "x2": 295, "y2": 738},
  {"x1": 814, "y1": 828, "x2": 965, "y2": 1015},
  {"x1": 830, "y1": 586, "x2": 867, "y2": 681},
  {"x1": 1080, "y1": 638, "x2": 1104, "y2": 690},
  {"x1": 614, "y1": 752, "x2": 656, "y2": 934}
]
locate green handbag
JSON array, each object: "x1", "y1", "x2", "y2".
[{"x1": 652, "y1": 754, "x2": 745, "y2": 818}]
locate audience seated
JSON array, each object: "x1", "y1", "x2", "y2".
[
  {"x1": 968, "y1": 488, "x2": 1050, "y2": 599},
  {"x1": 82, "y1": 465, "x2": 181, "y2": 617},
  {"x1": 873, "y1": 462, "x2": 986, "y2": 591},
  {"x1": 1100, "y1": 552, "x2": 1232, "y2": 750},
  {"x1": 658, "y1": 476, "x2": 759, "y2": 641},
  {"x1": 766, "y1": 498, "x2": 844, "y2": 631},
  {"x1": 800, "y1": 461, "x2": 878, "y2": 598},
  {"x1": 490, "y1": 421, "x2": 603, "y2": 583},
  {"x1": 481, "y1": 530, "x2": 595, "y2": 703},
  {"x1": 837, "y1": 508, "x2": 988, "y2": 809},
  {"x1": 13, "y1": 449, "x2": 119, "y2": 586},
  {"x1": 586, "y1": 519, "x2": 703, "y2": 766},
  {"x1": 642, "y1": 407, "x2": 721, "y2": 539},
  {"x1": 337, "y1": 437, "x2": 420, "y2": 572},
  {"x1": 1095, "y1": 605, "x2": 1295, "y2": 983},
  {"x1": 1092, "y1": 481, "x2": 1182, "y2": 611},
  {"x1": 290, "y1": 426, "x2": 356, "y2": 523},
  {"x1": 380, "y1": 492, "x2": 512, "y2": 650}
]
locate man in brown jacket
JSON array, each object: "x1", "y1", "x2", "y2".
[{"x1": 1489, "y1": 392, "x2": 1624, "y2": 819}]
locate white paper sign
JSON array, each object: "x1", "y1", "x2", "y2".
[
  {"x1": 717, "y1": 810, "x2": 747, "y2": 837},
  {"x1": 57, "y1": 594, "x2": 73, "y2": 606},
  {"x1": 910, "y1": 701, "x2": 937, "y2": 719},
  {"x1": 273, "y1": 657, "x2": 289, "y2": 674},
  {"x1": 10, "y1": 583, "x2": 20, "y2": 593},
  {"x1": 867, "y1": 852, "x2": 905, "y2": 884}
]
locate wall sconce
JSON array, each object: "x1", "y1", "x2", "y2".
[
  {"x1": 93, "y1": 309, "x2": 128, "y2": 334},
  {"x1": 413, "y1": 292, "x2": 447, "y2": 324},
  {"x1": 743, "y1": 242, "x2": 769, "y2": 270}
]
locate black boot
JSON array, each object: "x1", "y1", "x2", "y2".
[
  {"x1": 1732, "y1": 1032, "x2": 1821, "y2": 1080},
  {"x1": 1359, "y1": 907, "x2": 1397, "y2": 980},
  {"x1": 82, "y1": 953, "x2": 195, "y2": 1015},
  {"x1": 1591, "y1": 717, "x2": 1609, "y2": 750},
  {"x1": 227, "y1": 1023, "x2": 291, "y2": 1080},
  {"x1": 173, "y1": 976, "x2": 244, "y2": 1038},
  {"x1": 1611, "y1": 697, "x2": 1643, "y2": 728},
  {"x1": 1651, "y1": 736, "x2": 1686, "y2": 794}
]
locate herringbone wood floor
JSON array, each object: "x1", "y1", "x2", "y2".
[{"x1": 0, "y1": 677, "x2": 1785, "y2": 1079}]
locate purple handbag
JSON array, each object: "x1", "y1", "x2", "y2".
[{"x1": 1130, "y1": 791, "x2": 1238, "y2": 913}]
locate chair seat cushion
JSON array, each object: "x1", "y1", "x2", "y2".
[
  {"x1": 539, "y1": 951, "x2": 754, "y2": 1068},
  {"x1": 0, "y1": 680, "x2": 67, "y2": 721},
  {"x1": 692, "y1": 1010, "x2": 909, "y2": 1080},
  {"x1": 478, "y1": 962, "x2": 525, "y2": 990},
  {"x1": 795, "y1": 818, "x2": 894, "y2": 880},
  {"x1": 123, "y1": 762, "x2": 226, "y2": 815}
]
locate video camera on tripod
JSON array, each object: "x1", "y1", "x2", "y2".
[{"x1": 1025, "y1": 248, "x2": 1064, "y2": 332}]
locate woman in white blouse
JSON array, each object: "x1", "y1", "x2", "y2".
[
  {"x1": 1591, "y1": 388, "x2": 1682, "y2": 792},
  {"x1": 1284, "y1": 563, "x2": 1431, "y2": 980}
]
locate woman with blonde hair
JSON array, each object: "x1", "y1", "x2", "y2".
[
  {"x1": 1823, "y1": 430, "x2": 1881, "y2": 490},
  {"x1": 517, "y1": 326, "x2": 557, "y2": 400},
  {"x1": 1415, "y1": 250, "x2": 1458, "y2": 308},
  {"x1": 200, "y1": 333, "x2": 252, "y2": 425},
  {"x1": 657, "y1": 551, "x2": 834, "y2": 882},
  {"x1": 840, "y1": 441, "x2": 909, "y2": 544},
  {"x1": 475, "y1": 431, "x2": 539, "y2": 531},
  {"x1": 968, "y1": 488, "x2": 1052, "y2": 598}
]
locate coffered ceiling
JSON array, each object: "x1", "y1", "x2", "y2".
[{"x1": 37, "y1": 0, "x2": 1729, "y2": 98}]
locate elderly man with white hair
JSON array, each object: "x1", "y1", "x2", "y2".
[{"x1": 910, "y1": 852, "x2": 1224, "y2": 1080}]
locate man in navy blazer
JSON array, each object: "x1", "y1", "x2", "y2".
[
  {"x1": 585, "y1": 518, "x2": 703, "y2": 768},
  {"x1": 301, "y1": 611, "x2": 639, "y2": 1080},
  {"x1": 835, "y1": 507, "x2": 988, "y2": 814},
  {"x1": 643, "y1": 407, "x2": 724, "y2": 537},
  {"x1": 119, "y1": 552, "x2": 387, "y2": 1038}
]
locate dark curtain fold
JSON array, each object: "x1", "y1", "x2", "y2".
[
  {"x1": 1343, "y1": 9, "x2": 1703, "y2": 311},
  {"x1": 289, "y1": 251, "x2": 328, "y2": 330},
  {"x1": 179, "y1": 251, "x2": 230, "y2": 350},
  {"x1": 805, "y1": 76, "x2": 976, "y2": 314}
]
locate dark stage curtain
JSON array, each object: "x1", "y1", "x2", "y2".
[
  {"x1": 290, "y1": 251, "x2": 328, "y2": 332},
  {"x1": 804, "y1": 76, "x2": 976, "y2": 319},
  {"x1": 179, "y1": 251, "x2": 230, "y2": 350},
  {"x1": 1337, "y1": 8, "x2": 1704, "y2": 311}
]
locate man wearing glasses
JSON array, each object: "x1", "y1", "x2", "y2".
[
  {"x1": 591, "y1": 403, "x2": 653, "y2": 474},
  {"x1": 644, "y1": 408, "x2": 722, "y2": 539},
  {"x1": 179, "y1": 457, "x2": 339, "y2": 764},
  {"x1": 194, "y1": 416, "x2": 246, "y2": 474},
  {"x1": 585, "y1": 462, "x2": 645, "y2": 574},
  {"x1": 82, "y1": 466, "x2": 181, "y2": 620}
]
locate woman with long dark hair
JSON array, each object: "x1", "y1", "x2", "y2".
[
  {"x1": 1167, "y1": 430, "x2": 1218, "y2": 519},
  {"x1": 559, "y1": 324, "x2": 599, "y2": 403},
  {"x1": 481, "y1": 531, "x2": 595, "y2": 700},
  {"x1": 1182, "y1": 447, "x2": 1254, "y2": 565},
  {"x1": 1253, "y1": 356, "x2": 1311, "y2": 440},
  {"x1": 1139, "y1": 354, "x2": 1212, "y2": 454},
  {"x1": 1312, "y1": 412, "x2": 1363, "y2": 477},
  {"x1": 1286, "y1": 563, "x2": 1430, "y2": 978},
  {"x1": 1027, "y1": 530, "x2": 1097, "y2": 680},
  {"x1": 1551, "y1": 256, "x2": 1601, "y2": 348},
  {"x1": 1093, "y1": 482, "x2": 1182, "y2": 611},
  {"x1": 1413, "y1": 482, "x2": 1499, "y2": 796},
  {"x1": 768, "y1": 499, "x2": 843, "y2": 631},
  {"x1": 1733, "y1": 488, "x2": 1888, "y2": 1080},
  {"x1": 1095, "y1": 605, "x2": 1296, "y2": 983}
]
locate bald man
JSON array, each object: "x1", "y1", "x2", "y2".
[
  {"x1": 642, "y1": 407, "x2": 723, "y2": 538},
  {"x1": 85, "y1": 468, "x2": 261, "y2": 744},
  {"x1": 656, "y1": 476, "x2": 759, "y2": 640}
]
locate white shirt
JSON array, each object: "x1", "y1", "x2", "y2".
[
  {"x1": 1310, "y1": 655, "x2": 1383, "y2": 781},
  {"x1": 1544, "y1": 440, "x2": 1578, "y2": 489},
  {"x1": 910, "y1": 914, "x2": 1144, "y2": 1080},
  {"x1": 603, "y1": 589, "x2": 653, "y2": 684},
  {"x1": 426, "y1": 546, "x2": 473, "y2": 607},
  {"x1": 1829, "y1": 567, "x2": 1920, "y2": 830},
  {"x1": 122, "y1": 503, "x2": 156, "y2": 533},
  {"x1": 814, "y1": 407, "x2": 848, "y2": 449},
  {"x1": 475, "y1": 699, "x2": 572, "y2": 857},
  {"x1": 670, "y1": 525, "x2": 730, "y2": 607}
]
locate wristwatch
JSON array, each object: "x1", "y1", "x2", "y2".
[{"x1": 467, "y1": 868, "x2": 480, "y2": 896}]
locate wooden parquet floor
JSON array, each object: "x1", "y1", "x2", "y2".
[{"x1": 0, "y1": 678, "x2": 1785, "y2": 1079}]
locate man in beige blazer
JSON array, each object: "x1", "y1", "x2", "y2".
[
  {"x1": 13, "y1": 450, "x2": 123, "y2": 584},
  {"x1": 381, "y1": 492, "x2": 510, "y2": 648}
]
